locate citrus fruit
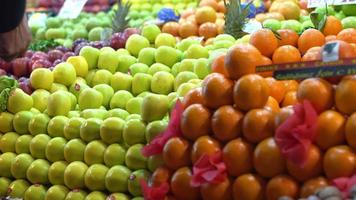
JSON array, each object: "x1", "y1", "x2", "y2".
[
  {"x1": 300, "y1": 177, "x2": 329, "y2": 198},
  {"x1": 243, "y1": 109, "x2": 275, "y2": 144},
  {"x1": 181, "y1": 104, "x2": 212, "y2": 141},
  {"x1": 191, "y1": 136, "x2": 221, "y2": 163},
  {"x1": 277, "y1": 29, "x2": 299, "y2": 47},
  {"x1": 323, "y1": 145, "x2": 356, "y2": 179},
  {"x1": 272, "y1": 45, "x2": 301, "y2": 64},
  {"x1": 298, "y1": 29, "x2": 326, "y2": 55},
  {"x1": 200, "y1": 178, "x2": 232, "y2": 200},
  {"x1": 170, "y1": 167, "x2": 200, "y2": 200},
  {"x1": 249, "y1": 29, "x2": 279, "y2": 57},
  {"x1": 323, "y1": 16, "x2": 343, "y2": 36},
  {"x1": 346, "y1": 113, "x2": 356, "y2": 150},
  {"x1": 336, "y1": 28, "x2": 356, "y2": 44},
  {"x1": 232, "y1": 174, "x2": 265, "y2": 200},
  {"x1": 163, "y1": 137, "x2": 191, "y2": 170},
  {"x1": 265, "y1": 175, "x2": 299, "y2": 200},
  {"x1": 212, "y1": 105, "x2": 243, "y2": 142},
  {"x1": 335, "y1": 78, "x2": 356, "y2": 115},
  {"x1": 181, "y1": 88, "x2": 205, "y2": 109}
]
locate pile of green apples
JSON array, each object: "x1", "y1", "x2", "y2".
[{"x1": 0, "y1": 24, "x2": 219, "y2": 200}]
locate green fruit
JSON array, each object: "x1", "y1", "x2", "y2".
[
  {"x1": 50, "y1": 83, "x2": 68, "y2": 93},
  {"x1": 138, "y1": 47, "x2": 156, "y2": 66},
  {"x1": 0, "y1": 177, "x2": 11, "y2": 197},
  {"x1": 28, "y1": 113, "x2": 50, "y2": 136},
  {"x1": 111, "y1": 72, "x2": 133, "y2": 92},
  {"x1": 342, "y1": 4, "x2": 356, "y2": 16},
  {"x1": 141, "y1": 94, "x2": 169, "y2": 122},
  {"x1": 26, "y1": 159, "x2": 50, "y2": 184},
  {"x1": 45, "y1": 28, "x2": 66, "y2": 39},
  {"x1": 281, "y1": 20, "x2": 303, "y2": 33},
  {"x1": 7, "y1": 179, "x2": 30, "y2": 198},
  {"x1": 117, "y1": 55, "x2": 137, "y2": 73},
  {"x1": 125, "y1": 144, "x2": 147, "y2": 170},
  {"x1": 80, "y1": 118, "x2": 102, "y2": 142},
  {"x1": 30, "y1": 68, "x2": 54, "y2": 90},
  {"x1": 64, "y1": 161, "x2": 88, "y2": 189},
  {"x1": 15, "y1": 135, "x2": 33, "y2": 154},
  {"x1": 67, "y1": 56, "x2": 89, "y2": 78},
  {"x1": 107, "y1": 108, "x2": 130, "y2": 119},
  {"x1": 65, "y1": 190, "x2": 87, "y2": 200},
  {"x1": 151, "y1": 71, "x2": 174, "y2": 95},
  {"x1": 123, "y1": 119, "x2": 146, "y2": 145},
  {"x1": 48, "y1": 161, "x2": 68, "y2": 185},
  {"x1": 85, "y1": 191, "x2": 106, "y2": 200},
  {"x1": 128, "y1": 169, "x2": 150, "y2": 197},
  {"x1": 126, "y1": 97, "x2": 143, "y2": 115},
  {"x1": 84, "y1": 164, "x2": 108, "y2": 191},
  {"x1": 24, "y1": 184, "x2": 47, "y2": 200},
  {"x1": 79, "y1": 46, "x2": 100, "y2": 70},
  {"x1": 342, "y1": 16, "x2": 356, "y2": 29},
  {"x1": 105, "y1": 165, "x2": 131, "y2": 193},
  {"x1": 0, "y1": 152, "x2": 16, "y2": 178},
  {"x1": 132, "y1": 73, "x2": 152, "y2": 96},
  {"x1": 47, "y1": 91, "x2": 72, "y2": 117},
  {"x1": 64, "y1": 117, "x2": 85, "y2": 140},
  {"x1": 98, "y1": 51, "x2": 120, "y2": 73},
  {"x1": 100, "y1": 117, "x2": 125, "y2": 144},
  {"x1": 88, "y1": 27, "x2": 104, "y2": 41},
  {"x1": 84, "y1": 140, "x2": 106, "y2": 165},
  {"x1": 185, "y1": 44, "x2": 209, "y2": 59},
  {"x1": 31, "y1": 89, "x2": 50, "y2": 112},
  {"x1": 92, "y1": 69, "x2": 113, "y2": 86},
  {"x1": 148, "y1": 63, "x2": 171, "y2": 75},
  {"x1": 177, "y1": 83, "x2": 198, "y2": 96},
  {"x1": 13, "y1": 111, "x2": 34, "y2": 134},
  {"x1": 86, "y1": 18, "x2": 101, "y2": 31},
  {"x1": 145, "y1": 120, "x2": 168, "y2": 143},
  {"x1": 45, "y1": 185, "x2": 69, "y2": 200},
  {"x1": 104, "y1": 144, "x2": 126, "y2": 167},
  {"x1": 107, "y1": 193, "x2": 130, "y2": 200},
  {"x1": 155, "y1": 46, "x2": 181, "y2": 67},
  {"x1": 79, "y1": 88, "x2": 103, "y2": 110},
  {"x1": 29, "y1": 134, "x2": 51, "y2": 159},
  {"x1": 0, "y1": 132, "x2": 19, "y2": 152},
  {"x1": 94, "y1": 84, "x2": 115, "y2": 108},
  {"x1": 110, "y1": 90, "x2": 134, "y2": 109},
  {"x1": 10, "y1": 153, "x2": 34, "y2": 179},
  {"x1": 64, "y1": 138, "x2": 86, "y2": 162},
  {"x1": 47, "y1": 116, "x2": 69, "y2": 138},
  {"x1": 126, "y1": 34, "x2": 150, "y2": 56},
  {"x1": 7, "y1": 88, "x2": 33, "y2": 114},
  {"x1": 262, "y1": 19, "x2": 281, "y2": 32},
  {"x1": 45, "y1": 137, "x2": 67, "y2": 162},
  {"x1": 46, "y1": 17, "x2": 61, "y2": 28},
  {"x1": 72, "y1": 29, "x2": 88, "y2": 40},
  {"x1": 0, "y1": 112, "x2": 14, "y2": 133},
  {"x1": 155, "y1": 33, "x2": 176, "y2": 47},
  {"x1": 148, "y1": 154, "x2": 164, "y2": 172},
  {"x1": 174, "y1": 71, "x2": 199, "y2": 90},
  {"x1": 142, "y1": 24, "x2": 161, "y2": 43},
  {"x1": 129, "y1": 63, "x2": 149, "y2": 75},
  {"x1": 80, "y1": 109, "x2": 108, "y2": 120}
]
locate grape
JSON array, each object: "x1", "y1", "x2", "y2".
[
  {"x1": 55, "y1": 46, "x2": 70, "y2": 53},
  {"x1": 32, "y1": 59, "x2": 52, "y2": 70},
  {"x1": 72, "y1": 38, "x2": 89, "y2": 51},
  {"x1": 25, "y1": 50, "x2": 34, "y2": 59},
  {"x1": 74, "y1": 43, "x2": 89, "y2": 55},
  {"x1": 52, "y1": 59, "x2": 63, "y2": 67},
  {"x1": 62, "y1": 52, "x2": 76, "y2": 61},
  {"x1": 48, "y1": 50, "x2": 64, "y2": 62},
  {"x1": 89, "y1": 41, "x2": 106, "y2": 49},
  {"x1": 19, "y1": 79, "x2": 33, "y2": 95},
  {"x1": 110, "y1": 32, "x2": 126, "y2": 49}
]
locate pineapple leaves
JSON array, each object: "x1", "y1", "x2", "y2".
[
  {"x1": 224, "y1": 0, "x2": 253, "y2": 39},
  {"x1": 112, "y1": 0, "x2": 131, "y2": 33}
]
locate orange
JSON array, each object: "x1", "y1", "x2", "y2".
[
  {"x1": 286, "y1": 145, "x2": 322, "y2": 182},
  {"x1": 301, "y1": 46, "x2": 322, "y2": 62},
  {"x1": 266, "y1": 175, "x2": 299, "y2": 200},
  {"x1": 163, "y1": 137, "x2": 191, "y2": 170},
  {"x1": 199, "y1": 0, "x2": 219, "y2": 11},
  {"x1": 282, "y1": 80, "x2": 299, "y2": 92},
  {"x1": 274, "y1": 106, "x2": 294, "y2": 129},
  {"x1": 199, "y1": 22, "x2": 218, "y2": 39},
  {"x1": 217, "y1": 23, "x2": 224, "y2": 35},
  {"x1": 222, "y1": 138, "x2": 254, "y2": 177},
  {"x1": 298, "y1": 29, "x2": 326, "y2": 55},
  {"x1": 200, "y1": 178, "x2": 232, "y2": 200},
  {"x1": 211, "y1": 54, "x2": 228, "y2": 77},
  {"x1": 243, "y1": 109, "x2": 275, "y2": 144},
  {"x1": 282, "y1": 91, "x2": 298, "y2": 107},
  {"x1": 300, "y1": 177, "x2": 329, "y2": 198},
  {"x1": 315, "y1": 110, "x2": 346, "y2": 150},
  {"x1": 151, "y1": 167, "x2": 172, "y2": 187},
  {"x1": 253, "y1": 137, "x2": 286, "y2": 178},
  {"x1": 182, "y1": 88, "x2": 205, "y2": 109},
  {"x1": 336, "y1": 28, "x2": 356, "y2": 44},
  {"x1": 264, "y1": 96, "x2": 281, "y2": 113},
  {"x1": 224, "y1": 44, "x2": 263, "y2": 80},
  {"x1": 330, "y1": 40, "x2": 356, "y2": 59},
  {"x1": 323, "y1": 16, "x2": 343, "y2": 36},
  {"x1": 346, "y1": 113, "x2": 356, "y2": 150},
  {"x1": 195, "y1": 6, "x2": 217, "y2": 25},
  {"x1": 202, "y1": 73, "x2": 234, "y2": 109},
  {"x1": 249, "y1": 29, "x2": 279, "y2": 57},
  {"x1": 204, "y1": 38, "x2": 215, "y2": 46},
  {"x1": 162, "y1": 22, "x2": 180, "y2": 37},
  {"x1": 232, "y1": 174, "x2": 265, "y2": 200},
  {"x1": 181, "y1": 9, "x2": 195, "y2": 19},
  {"x1": 325, "y1": 35, "x2": 337, "y2": 42},
  {"x1": 323, "y1": 145, "x2": 356, "y2": 179},
  {"x1": 171, "y1": 167, "x2": 200, "y2": 200},
  {"x1": 181, "y1": 104, "x2": 212, "y2": 141},
  {"x1": 265, "y1": 77, "x2": 287, "y2": 103},
  {"x1": 179, "y1": 22, "x2": 198, "y2": 38},
  {"x1": 186, "y1": 15, "x2": 197, "y2": 25},
  {"x1": 212, "y1": 105, "x2": 243, "y2": 142},
  {"x1": 335, "y1": 78, "x2": 356, "y2": 115},
  {"x1": 277, "y1": 29, "x2": 299, "y2": 47},
  {"x1": 296, "y1": 78, "x2": 334, "y2": 113},
  {"x1": 272, "y1": 45, "x2": 301, "y2": 64},
  {"x1": 217, "y1": 1, "x2": 226, "y2": 13},
  {"x1": 277, "y1": 1, "x2": 301, "y2": 20},
  {"x1": 256, "y1": 56, "x2": 273, "y2": 78},
  {"x1": 233, "y1": 74, "x2": 270, "y2": 111},
  {"x1": 191, "y1": 136, "x2": 221, "y2": 163}
]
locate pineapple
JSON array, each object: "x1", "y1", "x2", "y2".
[
  {"x1": 224, "y1": 0, "x2": 253, "y2": 39},
  {"x1": 112, "y1": 0, "x2": 131, "y2": 34}
]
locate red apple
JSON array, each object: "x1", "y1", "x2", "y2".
[
  {"x1": 12, "y1": 57, "x2": 30, "y2": 78},
  {"x1": 48, "y1": 50, "x2": 64, "y2": 62}
]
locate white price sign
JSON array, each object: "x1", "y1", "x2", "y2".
[
  {"x1": 308, "y1": 0, "x2": 356, "y2": 8},
  {"x1": 58, "y1": 0, "x2": 88, "y2": 19}
]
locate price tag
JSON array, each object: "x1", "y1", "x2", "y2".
[
  {"x1": 322, "y1": 42, "x2": 340, "y2": 63},
  {"x1": 58, "y1": 0, "x2": 88, "y2": 19},
  {"x1": 308, "y1": 0, "x2": 356, "y2": 8}
]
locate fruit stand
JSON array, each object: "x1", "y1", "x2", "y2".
[{"x1": 0, "y1": 0, "x2": 356, "y2": 200}]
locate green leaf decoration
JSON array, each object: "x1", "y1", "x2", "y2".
[
  {"x1": 28, "y1": 39, "x2": 60, "y2": 52},
  {"x1": 0, "y1": 76, "x2": 18, "y2": 112},
  {"x1": 310, "y1": 2, "x2": 328, "y2": 32},
  {"x1": 224, "y1": 0, "x2": 252, "y2": 39},
  {"x1": 112, "y1": 0, "x2": 131, "y2": 33}
]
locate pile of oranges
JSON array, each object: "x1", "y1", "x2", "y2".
[{"x1": 147, "y1": 25, "x2": 356, "y2": 199}]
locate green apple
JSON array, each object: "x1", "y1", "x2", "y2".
[
  {"x1": 72, "y1": 28, "x2": 88, "y2": 40},
  {"x1": 24, "y1": 184, "x2": 46, "y2": 200},
  {"x1": 29, "y1": 134, "x2": 51, "y2": 159},
  {"x1": 302, "y1": 20, "x2": 315, "y2": 30},
  {"x1": 148, "y1": 154, "x2": 164, "y2": 172},
  {"x1": 129, "y1": 63, "x2": 149, "y2": 75},
  {"x1": 13, "y1": 111, "x2": 34, "y2": 134},
  {"x1": 65, "y1": 190, "x2": 87, "y2": 200},
  {"x1": 177, "y1": 38, "x2": 201, "y2": 52},
  {"x1": 0, "y1": 177, "x2": 11, "y2": 197},
  {"x1": 179, "y1": 59, "x2": 195, "y2": 72},
  {"x1": 85, "y1": 18, "x2": 101, "y2": 31},
  {"x1": 174, "y1": 71, "x2": 199, "y2": 90},
  {"x1": 84, "y1": 164, "x2": 109, "y2": 191},
  {"x1": 212, "y1": 40, "x2": 234, "y2": 49},
  {"x1": 84, "y1": 140, "x2": 106, "y2": 165},
  {"x1": 85, "y1": 70, "x2": 97, "y2": 86},
  {"x1": 107, "y1": 108, "x2": 130, "y2": 119},
  {"x1": 31, "y1": 89, "x2": 50, "y2": 112},
  {"x1": 138, "y1": 47, "x2": 156, "y2": 66},
  {"x1": 110, "y1": 90, "x2": 134, "y2": 109},
  {"x1": 148, "y1": 63, "x2": 171, "y2": 75},
  {"x1": 45, "y1": 137, "x2": 67, "y2": 162},
  {"x1": 67, "y1": 56, "x2": 89, "y2": 78},
  {"x1": 194, "y1": 58, "x2": 210, "y2": 79},
  {"x1": 30, "y1": 108, "x2": 41, "y2": 114},
  {"x1": 7, "y1": 179, "x2": 30, "y2": 198},
  {"x1": 93, "y1": 84, "x2": 114, "y2": 108},
  {"x1": 64, "y1": 117, "x2": 85, "y2": 140},
  {"x1": 64, "y1": 139, "x2": 86, "y2": 162},
  {"x1": 342, "y1": 16, "x2": 356, "y2": 28},
  {"x1": 111, "y1": 72, "x2": 133, "y2": 92},
  {"x1": 0, "y1": 112, "x2": 14, "y2": 133},
  {"x1": 104, "y1": 144, "x2": 126, "y2": 167},
  {"x1": 64, "y1": 161, "x2": 88, "y2": 189},
  {"x1": 80, "y1": 118, "x2": 102, "y2": 142},
  {"x1": 177, "y1": 83, "x2": 197, "y2": 96},
  {"x1": 0, "y1": 152, "x2": 16, "y2": 178},
  {"x1": 46, "y1": 17, "x2": 61, "y2": 28},
  {"x1": 88, "y1": 27, "x2": 104, "y2": 41},
  {"x1": 126, "y1": 97, "x2": 143, "y2": 114},
  {"x1": 117, "y1": 55, "x2": 137, "y2": 73},
  {"x1": 50, "y1": 83, "x2": 68, "y2": 93},
  {"x1": 155, "y1": 33, "x2": 176, "y2": 47},
  {"x1": 68, "y1": 111, "x2": 81, "y2": 118},
  {"x1": 155, "y1": 46, "x2": 181, "y2": 67},
  {"x1": 78, "y1": 88, "x2": 103, "y2": 110},
  {"x1": 145, "y1": 120, "x2": 168, "y2": 143},
  {"x1": 30, "y1": 68, "x2": 54, "y2": 90},
  {"x1": 132, "y1": 73, "x2": 152, "y2": 96},
  {"x1": 45, "y1": 185, "x2": 69, "y2": 200},
  {"x1": 26, "y1": 159, "x2": 50, "y2": 184},
  {"x1": 141, "y1": 94, "x2": 169, "y2": 122},
  {"x1": 45, "y1": 28, "x2": 66, "y2": 39},
  {"x1": 85, "y1": 191, "x2": 106, "y2": 200},
  {"x1": 92, "y1": 69, "x2": 113, "y2": 86},
  {"x1": 10, "y1": 153, "x2": 34, "y2": 179},
  {"x1": 171, "y1": 62, "x2": 180, "y2": 76},
  {"x1": 125, "y1": 144, "x2": 147, "y2": 170},
  {"x1": 80, "y1": 46, "x2": 100, "y2": 70},
  {"x1": 100, "y1": 117, "x2": 125, "y2": 144},
  {"x1": 98, "y1": 51, "x2": 120, "y2": 73},
  {"x1": 262, "y1": 19, "x2": 281, "y2": 31},
  {"x1": 128, "y1": 169, "x2": 150, "y2": 197},
  {"x1": 47, "y1": 91, "x2": 72, "y2": 117},
  {"x1": 15, "y1": 135, "x2": 33, "y2": 154},
  {"x1": 125, "y1": 34, "x2": 150, "y2": 56},
  {"x1": 0, "y1": 132, "x2": 19, "y2": 152},
  {"x1": 107, "y1": 193, "x2": 130, "y2": 200},
  {"x1": 80, "y1": 109, "x2": 108, "y2": 120},
  {"x1": 7, "y1": 88, "x2": 33, "y2": 114},
  {"x1": 48, "y1": 161, "x2": 68, "y2": 185},
  {"x1": 117, "y1": 48, "x2": 130, "y2": 56},
  {"x1": 142, "y1": 24, "x2": 161, "y2": 43},
  {"x1": 105, "y1": 165, "x2": 131, "y2": 193},
  {"x1": 214, "y1": 34, "x2": 236, "y2": 43},
  {"x1": 53, "y1": 62, "x2": 76, "y2": 86},
  {"x1": 151, "y1": 71, "x2": 174, "y2": 95},
  {"x1": 281, "y1": 20, "x2": 303, "y2": 33},
  {"x1": 126, "y1": 114, "x2": 142, "y2": 121},
  {"x1": 185, "y1": 44, "x2": 209, "y2": 59},
  {"x1": 123, "y1": 119, "x2": 146, "y2": 145},
  {"x1": 47, "y1": 116, "x2": 69, "y2": 138}
]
